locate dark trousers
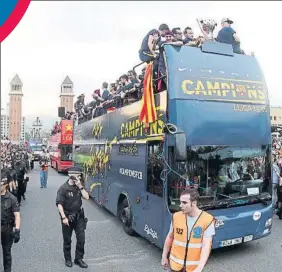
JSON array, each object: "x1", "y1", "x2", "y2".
[
  {"x1": 1, "y1": 225, "x2": 13, "y2": 272},
  {"x1": 17, "y1": 180, "x2": 25, "y2": 204},
  {"x1": 25, "y1": 161, "x2": 29, "y2": 171},
  {"x1": 139, "y1": 50, "x2": 154, "y2": 63},
  {"x1": 62, "y1": 216, "x2": 85, "y2": 261}
]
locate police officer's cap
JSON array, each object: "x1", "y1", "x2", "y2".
[{"x1": 68, "y1": 166, "x2": 83, "y2": 176}]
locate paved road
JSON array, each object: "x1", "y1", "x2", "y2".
[{"x1": 2, "y1": 167, "x2": 281, "y2": 272}]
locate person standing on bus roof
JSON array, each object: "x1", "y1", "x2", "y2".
[
  {"x1": 216, "y1": 17, "x2": 243, "y2": 54},
  {"x1": 161, "y1": 188, "x2": 215, "y2": 272},
  {"x1": 138, "y1": 24, "x2": 169, "y2": 63}
]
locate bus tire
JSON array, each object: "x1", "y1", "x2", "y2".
[{"x1": 118, "y1": 198, "x2": 135, "y2": 236}]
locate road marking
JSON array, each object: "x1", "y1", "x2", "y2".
[{"x1": 83, "y1": 251, "x2": 148, "y2": 265}]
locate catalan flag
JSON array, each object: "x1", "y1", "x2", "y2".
[{"x1": 139, "y1": 62, "x2": 157, "y2": 124}]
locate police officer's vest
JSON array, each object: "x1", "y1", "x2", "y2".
[{"x1": 169, "y1": 211, "x2": 214, "y2": 272}]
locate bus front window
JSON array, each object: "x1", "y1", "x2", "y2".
[
  {"x1": 60, "y1": 145, "x2": 73, "y2": 161},
  {"x1": 167, "y1": 145, "x2": 271, "y2": 212},
  {"x1": 30, "y1": 146, "x2": 43, "y2": 152}
]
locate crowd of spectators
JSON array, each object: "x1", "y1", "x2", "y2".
[
  {"x1": 271, "y1": 130, "x2": 282, "y2": 219},
  {"x1": 1, "y1": 141, "x2": 30, "y2": 172}
]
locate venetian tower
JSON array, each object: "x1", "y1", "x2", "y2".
[
  {"x1": 60, "y1": 76, "x2": 75, "y2": 113},
  {"x1": 8, "y1": 74, "x2": 23, "y2": 142}
]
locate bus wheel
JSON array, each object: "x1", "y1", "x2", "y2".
[{"x1": 119, "y1": 198, "x2": 135, "y2": 236}]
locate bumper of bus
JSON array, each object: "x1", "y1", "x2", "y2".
[
  {"x1": 59, "y1": 162, "x2": 73, "y2": 172},
  {"x1": 211, "y1": 204, "x2": 273, "y2": 249}
]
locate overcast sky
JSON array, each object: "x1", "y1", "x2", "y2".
[{"x1": 1, "y1": 1, "x2": 282, "y2": 119}]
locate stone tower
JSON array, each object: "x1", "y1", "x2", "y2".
[
  {"x1": 60, "y1": 76, "x2": 74, "y2": 113},
  {"x1": 8, "y1": 74, "x2": 23, "y2": 142}
]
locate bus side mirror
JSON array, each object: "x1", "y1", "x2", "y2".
[{"x1": 174, "y1": 132, "x2": 187, "y2": 162}]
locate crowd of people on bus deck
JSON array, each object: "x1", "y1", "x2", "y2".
[
  {"x1": 51, "y1": 111, "x2": 75, "y2": 135},
  {"x1": 73, "y1": 17, "x2": 242, "y2": 123}
]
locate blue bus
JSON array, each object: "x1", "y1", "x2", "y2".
[
  {"x1": 29, "y1": 142, "x2": 45, "y2": 161},
  {"x1": 73, "y1": 39, "x2": 273, "y2": 249}
]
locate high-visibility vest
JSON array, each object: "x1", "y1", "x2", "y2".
[{"x1": 169, "y1": 211, "x2": 215, "y2": 272}]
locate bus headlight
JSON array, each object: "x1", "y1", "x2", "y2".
[{"x1": 265, "y1": 218, "x2": 272, "y2": 227}]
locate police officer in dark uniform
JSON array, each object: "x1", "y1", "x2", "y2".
[
  {"x1": 56, "y1": 166, "x2": 89, "y2": 268},
  {"x1": 1, "y1": 172, "x2": 21, "y2": 272},
  {"x1": 13, "y1": 156, "x2": 28, "y2": 204},
  {"x1": 6, "y1": 161, "x2": 18, "y2": 197}
]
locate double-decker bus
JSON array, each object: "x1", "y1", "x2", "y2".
[
  {"x1": 48, "y1": 120, "x2": 73, "y2": 173},
  {"x1": 73, "y1": 25, "x2": 273, "y2": 249}
]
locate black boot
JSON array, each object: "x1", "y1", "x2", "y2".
[
  {"x1": 65, "y1": 260, "x2": 73, "y2": 267},
  {"x1": 74, "y1": 259, "x2": 88, "y2": 268}
]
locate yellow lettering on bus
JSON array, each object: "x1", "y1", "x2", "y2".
[
  {"x1": 221, "y1": 82, "x2": 231, "y2": 90},
  {"x1": 135, "y1": 120, "x2": 141, "y2": 136},
  {"x1": 120, "y1": 123, "x2": 125, "y2": 139},
  {"x1": 196, "y1": 81, "x2": 205, "y2": 90},
  {"x1": 129, "y1": 121, "x2": 136, "y2": 137},
  {"x1": 207, "y1": 81, "x2": 220, "y2": 90},
  {"x1": 195, "y1": 90, "x2": 208, "y2": 95},
  {"x1": 248, "y1": 90, "x2": 258, "y2": 100},
  {"x1": 157, "y1": 119, "x2": 164, "y2": 134},
  {"x1": 181, "y1": 80, "x2": 195, "y2": 95},
  {"x1": 257, "y1": 90, "x2": 266, "y2": 101}
]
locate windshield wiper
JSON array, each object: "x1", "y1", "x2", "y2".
[
  {"x1": 215, "y1": 192, "x2": 233, "y2": 199},
  {"x1": 252, "y1": 194, "x2": 270, "y2": 206}
]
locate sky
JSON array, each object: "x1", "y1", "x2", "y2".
[{"x1": 1, "y1": 1, "x2": 282, "y2": 125}]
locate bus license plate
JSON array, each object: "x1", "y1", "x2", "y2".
[
  {"x1": 244, "y1": 235, "x2": 253, "y2": 242},
  {"x1": 220, "y1": 237, "x2": 243, "y2": 247}
]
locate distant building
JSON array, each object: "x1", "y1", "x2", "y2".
[
  {"x1": 1, "y1": 110, "x2": 9, "y2": 139},
  {"x1": 6, "y1": 103, "x2": 9, "y2": 115},
  {"x1": 8, "y1": 74, "x2": 23, "y2": 143},
  {"x1": 31, "y1": 117, "x2": 43, "y2": 140},
  {"x1": 60, "y1": 76, "x2": 75, "y2": 114},
  {"x1": 270, "y1": 107, "x2": 282, "y2": 127},
  {"x1": 20, "y1": 116, "x2": 26, "y2": 142}
]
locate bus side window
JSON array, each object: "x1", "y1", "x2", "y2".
[{"x1": 146, "y1": 141, "x2": 164, "y2": 197}]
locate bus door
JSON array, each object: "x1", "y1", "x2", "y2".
[{"x1": 143, "y1": 140, "x2": 165, "y2": 247}]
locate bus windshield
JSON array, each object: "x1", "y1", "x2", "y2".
[
  {"x1": 30, "y1": 146, "x2": 43, "y2": 152},
  {"x1": 60, "y1": 144, "x2": 72, "y2": 161},
  {"x1": 167, "y1": 145, "x2": 271, "y2": 211}
]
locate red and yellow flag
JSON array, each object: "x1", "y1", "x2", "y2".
[{"x1": 139, "y1": 62, "x2": 157, "y2": 124}]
